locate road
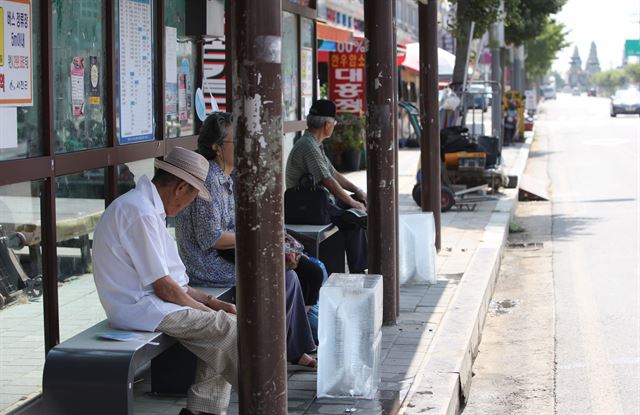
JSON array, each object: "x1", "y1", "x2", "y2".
[{"x1": 464, "y1": 93, "x2": 640, "y2": 414}]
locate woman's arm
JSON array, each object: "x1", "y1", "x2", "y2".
[{"x1": 213, "y1": 231, "x2": 236, "y2": 249}]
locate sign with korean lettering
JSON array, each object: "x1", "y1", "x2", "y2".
[
  {"x1": 329, "y1": 39, "x2": 366, "y2": 114},
  {"x1": 0, "y1": 0, "x2": 32, "y2": 107}
]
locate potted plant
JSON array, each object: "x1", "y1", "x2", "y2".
[{"x1": 336, "y1": 113, "x2": 365, "y2": 171}]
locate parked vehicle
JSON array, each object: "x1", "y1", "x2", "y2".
[
  {"x1": 541, "y1": 86, "x2": 556, "y2": 100},
  {"x1": 571, "y1": 87, "x2": 580, "y2": 96},
  {"x1": 610, "y1": 88, "x2": 640, "y2": 117},
  {"x1": 587, "y1": 88, "x2": 597, "y2": 97},
  {"x1": 485, "y1": 85, "x2": 493, "y2": 106},
  {"x1": 464, "y1": 84, "x2": 489, "y2": 112}
]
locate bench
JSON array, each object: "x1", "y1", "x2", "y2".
[
  {"x1": 285, "y1": 223, "x2": 345, "y2": 275},
  {"x1": 42, "y1": 287, "x2": 232, "y2": 415}
]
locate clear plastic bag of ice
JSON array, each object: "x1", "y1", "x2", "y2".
[
  {"x1": 317, "y1": 274, "x2": 383, "y2": 399},
  {"x1": 399, "y1": 213, "x2": 437, "y2": 285}
]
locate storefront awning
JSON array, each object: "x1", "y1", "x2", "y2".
[
  {"x1": 317, "y1": 21, "x2": 353, "y2": 44},
  {"x1": 397, "y1": 43, "x2": 456, "y2": 76}
]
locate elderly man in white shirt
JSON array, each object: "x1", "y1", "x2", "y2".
[{"x1": 92, "y1": 147, "x2": 236, "y2": 415}]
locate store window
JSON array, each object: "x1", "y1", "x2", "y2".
[
  {"x1": 0, "y1": 1, "x2": 43, "y2": 161},
  {"x1": 283, "y1": 12, "x2": 299, "y2": 122},
  {"x1": 300, "y1": 17, "x2": 315, "y2": 119},
  {"x1": 0, "y1": 180, "x2": 45, "y2": 412},
  {"x1": 164, "y1": 0, "x2": 197, "y2": 138},
  {"x1": 55, "y1": 169, "x2": 107, "y2": 341},
  {"x1": 52, "y1": 0, "x2": 107, "y2": 153}
]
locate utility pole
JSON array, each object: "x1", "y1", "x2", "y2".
[
  {"x1": 418, "y1": 0, "x2": 442, "y2": 251},
  {"x1": 490, "y1": 19, "x2": 503, "y2": 148},
  {"x1": 229, "y1": 1, "x2": 287, "y2": 413},
  {"x1": 364, "y1": 0, "x2": 398, "y2": 326}
]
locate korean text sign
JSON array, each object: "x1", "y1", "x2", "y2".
[
  {"x1": 329, "y1": 39, "x2": 366, "y2": 114},
  {"x1": 0, "y1": 0, "x2": 32, "y2": 107}
]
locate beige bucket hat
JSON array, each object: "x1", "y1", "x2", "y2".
[{"x1": 154, "y1": 147, "x2": 212, "y2": 202}]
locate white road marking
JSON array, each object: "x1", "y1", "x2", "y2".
[{"x1": 583, "y1": 138, "x2": 630, "y2": 147}]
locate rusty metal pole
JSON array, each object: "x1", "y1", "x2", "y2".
[
  {"x1": 392, "y1": 2, "x2": 400, "y2": 318},
  {"x1": 365, "y1": 0, "x2": 398, "y2": 325},
  {"x1": 419, "y1": 0, "x2": 442, "y2": 251},
  {"x1": 229, "y1": 1, "x2": 287, "y2": 413}
]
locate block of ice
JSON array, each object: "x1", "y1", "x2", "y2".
[
  {"x1": 398, "y1": 213, "x2": 436, "y2": 285},
  {"x1": 317, "y1": 273, "x2": 383, "y2": 399}
]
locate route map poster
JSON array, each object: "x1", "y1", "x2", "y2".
[{"x1": 118, "y1": 0, "x2": 154, "y2": 144}]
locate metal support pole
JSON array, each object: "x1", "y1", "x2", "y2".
[
  {"x1": 490, "y1": 25, "x2": 502, "y2": 149},
  {"x1": 392, "y1": 1, "x2": 400, "y2": 318},
  {"x1": 229, "y1": 1, "x2": 287, "y2": 413},
  {"x1": 419, "y1": 0, "x2": 442, "y2": 251},
  {"x1": 364, "y1": 0, "x2": 398, "y2": 326}
]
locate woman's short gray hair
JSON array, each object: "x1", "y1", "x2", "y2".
[{"x1": 307, "y1": 115, "x2": 334, "y2": 130}]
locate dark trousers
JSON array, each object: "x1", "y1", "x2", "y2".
[
  {"x1": 295, "y1": 255, "x2": 324, "y2": 306},
  {"x1": 328, "y1": 199, "x2": 368, "y2": 274}
]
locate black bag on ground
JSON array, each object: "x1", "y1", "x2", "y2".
[{"x1": 284, "y1": 174, "x2": 333, "y2": 225}]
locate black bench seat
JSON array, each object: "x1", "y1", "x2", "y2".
[{"x1": 42, "y1": 287, "x2": 231, "y2": 415}]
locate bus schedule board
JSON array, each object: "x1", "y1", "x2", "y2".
[{"x1": 0, "y1": 0, "x2": 33, "y2": 107}]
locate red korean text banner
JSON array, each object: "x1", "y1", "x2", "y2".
[{"x1": 329, "y1": 39, "x2": 366, "y2": 114}]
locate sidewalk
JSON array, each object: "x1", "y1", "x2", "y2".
[
  {"x1": 0, "y1": 134, "x2": 530, "y2": 415},
  {"x1": 131, "y1": 138, "x2": 531, "y2": 415}
]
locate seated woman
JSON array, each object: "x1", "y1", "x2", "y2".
[{"x1": 176, "y1": 112, "x2": 317, "y2": 367}]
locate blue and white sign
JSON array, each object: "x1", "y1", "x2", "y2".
[{"x1": 118, "y1": 0, "x2": 154, "y2": 144}]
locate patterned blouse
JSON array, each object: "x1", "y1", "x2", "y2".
[{"x1": 175, "y1": 160, "x2": 236, "y2": 287}]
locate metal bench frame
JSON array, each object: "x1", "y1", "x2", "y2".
[{"x1": 42, "y1": 287, "x2": 231, "y2": 415}]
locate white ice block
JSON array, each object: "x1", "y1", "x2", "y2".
[
  {"x1": 399, "y1": 213, "x2": 437, "y2": 285},
  {"x1": 317, "y1": 273, "x2": 383, "y2": 399}
]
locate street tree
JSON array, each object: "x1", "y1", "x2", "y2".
[
  {"x1": 504, "y1": 0, "x2": 566, "y2": 46},
  {"x1": 591, "y1": 69, "x2": 627, "y2": 96},
  {"x1": 523, "y1": 18, "x2": 570, "y2": 85},
  {"x1": 624, "y1": 63, "x2": 640, "y2": 87},
  {"x1": 447, "y1": 0, "x2": 502, "y2": 89}
]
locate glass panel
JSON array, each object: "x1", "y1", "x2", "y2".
[
  {"x1": 0, "y1": 1, "x2": 43, "y2": 161},
  {"x1": 52, "y1": 0, "x2": 107, "y2": 153},
  {"x1": 55, "y1": 169, "x2": 106, "y2": 341},
  {"x1": 283, "y1": 12, "x2": 299, "y2": 121},
  {"x1": 301, "y1": 18, "x2": 315, "y2": 119},
  {"x1": 164, "y1": 0, "x2": 197, "y2": 138},
  {"x1": 0, "y1": 180, "x2": 44, "y2": 411},
  {"x1": 116, "y1": 158, "x2": 154, "y2": 196}
]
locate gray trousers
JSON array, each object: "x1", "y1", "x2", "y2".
[{"x1": 158, "y1": 309, "x2": 238, "y2": 414}]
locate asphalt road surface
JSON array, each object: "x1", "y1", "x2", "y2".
[
  {"x1": 465, "y1": 93, "x2": 640, "y2": 414},
  {"x1": 548, "y1": 94, "x2": 639, "y2": 414}
]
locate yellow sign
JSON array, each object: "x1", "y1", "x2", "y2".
[{"x1": 0, "y1": 6, "x2": 4, "y2": 67}]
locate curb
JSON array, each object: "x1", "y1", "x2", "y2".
[{"x1": 398, "y1": 134, "x2": 534, "y2": 415}]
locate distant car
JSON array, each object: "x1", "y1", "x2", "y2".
[
  {"x1": 610, "y1": 88, "x2": 640, "y2": 117},
  {"x1": 571, "y1": 87, "x2": 580, "y2": 96},
  {"x1": 587, "y1": 88, "x2": 597, "y2": 97},
  {"x1": 485, "y1": 85, "x2": 493, "y2": 106},
  {"x1": 541, "y1": 86, "x2": 556, "y2": 100},
  {"x1": 464, "y1": 84, "x2": 488, "y2": 112}
]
